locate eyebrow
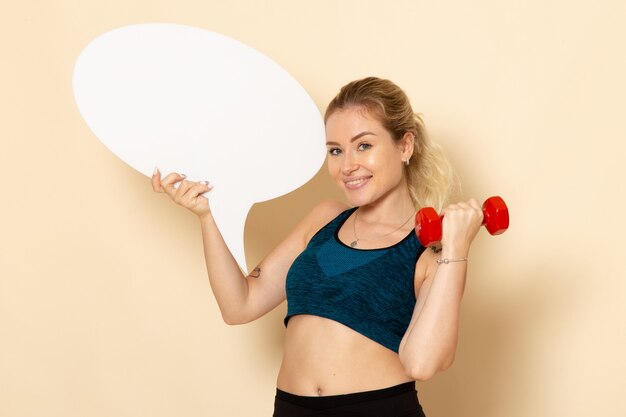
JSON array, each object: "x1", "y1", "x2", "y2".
[{"x1": 325, "y1": 131, "x2": 376, "y2": 146}]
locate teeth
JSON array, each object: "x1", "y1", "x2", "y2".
[{"x1": 346, "y1": 178, "x2": 368, "y2": 185}]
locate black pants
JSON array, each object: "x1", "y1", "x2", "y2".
[{"x1": 272, "y1": 381, "x2": 425, "y2": 417}]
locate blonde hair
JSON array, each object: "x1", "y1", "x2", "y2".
[{"x1": 324, "y1": 77, "x2": 454, "y2": 212}]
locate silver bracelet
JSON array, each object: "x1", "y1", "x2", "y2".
[{"x1": 436, "y1": 257, "x2": 468, "y2": 265}]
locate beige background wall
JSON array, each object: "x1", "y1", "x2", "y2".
[{"x1": 2, "y1": 1, "x2": 625, "y2": 416}]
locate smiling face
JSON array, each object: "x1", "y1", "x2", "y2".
[{"x1": 325, "y1": 106, "x2": 414, "y2": 207}]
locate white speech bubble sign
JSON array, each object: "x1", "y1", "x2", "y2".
[{"x1": 73, "y1": 23, "x2": 325, "y2": 272}]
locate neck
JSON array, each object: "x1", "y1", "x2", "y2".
[{"x1": 357, "y1": 185, "x2": 415, "y2": 225}]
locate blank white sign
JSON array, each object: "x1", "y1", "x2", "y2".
[{"x1": 73, "y1": 23, "x2": 326, "y2": 271}]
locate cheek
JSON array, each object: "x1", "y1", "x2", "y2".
[
  {"x1": 361, "y1": 149, "x2": 391, "y2": 169},
  {"x1": 326, "y1": 157, "x2": 340, "y2": 176},
  {"x1": 361, "y1": 153, "x2": 378, "y2": 166},
  {"x1": 371, "y1": 151, "x2": 404, "y2": 181}
]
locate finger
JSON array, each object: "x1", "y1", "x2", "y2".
[
  {"x1": 161, "y1": 172, "x2": 187, "y2": 187},
  {"x1": 183, "y1": 182, "x2": 213, "y2": 205},
  {"x1": 457, "y1": 201, "x2": 482, "y2": 223},
  {"x1": 197, "y1": 181, "x2": 213, "y2": 193},
  {"x1": 458, "y1": 199, "x2": 483, "y2": 225},
  {"x1": 467, "y1": 198, "x2": 481, "y2": 210},
  {"x1": 173, "y1": 179, "x2": 194, "y2": 202},
  {"x1": 151, "y1": 167, "x2": 163, "y2": 192},
  {"x1": 183, "y1": 181, "x2": 213, "y2": 200},
  {"x1": 160, "y1": 173, "x2": 187, "y2": 197},
  {"x1": 174, "y1": 179, "x2": 212, "y2": 202},
  {"x1": 171, "y1": 182, "x2": 212, "y2": 214}
]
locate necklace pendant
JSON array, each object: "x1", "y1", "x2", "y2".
[{"x1": 350, "y1": 240, "x2": 358, "y2": 248}]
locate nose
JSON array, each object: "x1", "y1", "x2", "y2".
[{"x1": 341, "y1": 149, "x2": 359, "y2": 175}]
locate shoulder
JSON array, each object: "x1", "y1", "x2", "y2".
[{"x1": 302, "y1": 200, "x2": 350, "y2": 243}]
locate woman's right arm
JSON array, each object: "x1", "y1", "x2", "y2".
[{"x1": 152, "y1": 168, "x2": 346, "y2": 325}]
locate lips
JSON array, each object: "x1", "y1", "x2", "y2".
[{"x1": 343, "y1": 176, "x2": 372, "y2": 190}]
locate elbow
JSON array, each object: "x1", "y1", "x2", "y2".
[
  {"x1": 222, "y1": 315, "x2": 244, "y2": 326},
  {"x1": 221, "y1": 310, "x2": 251, "y2": 326},
  {"x1": 405, "y1": 364, "x2": 437, "y2": 382},
  {"x1": 403, "y1": 355, "x2": 455, "y2": 382}
]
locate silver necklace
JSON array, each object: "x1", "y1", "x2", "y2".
[{"x1": 350, "y1": 208, "x2": 415, "y2": 248}]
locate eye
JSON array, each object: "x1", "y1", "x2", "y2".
[
  {"x1": 357, "y1": 142, "x2": 372, "y2": 151},
  {"x1": 328, "y1": 147, "x2": 342, "y2": 156}
]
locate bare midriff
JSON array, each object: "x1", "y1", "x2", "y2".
[{"x1": 276, "y1": 314, "x2": 413, "y2": 396}]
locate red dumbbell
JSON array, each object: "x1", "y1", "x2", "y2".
[{"x1": 415, "y1": 196, "x2": 509, "y2": 247}]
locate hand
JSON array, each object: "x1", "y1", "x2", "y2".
[
  {"x1": 440, "y1": 198, "x2": 484, "y2": 255},
  {"x1": 151, "y1": 168, "x2": 213, "y2": 218}
]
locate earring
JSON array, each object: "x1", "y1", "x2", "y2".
[{"x1": 404, "y1": 159, "x2": 410, "y2": 166}]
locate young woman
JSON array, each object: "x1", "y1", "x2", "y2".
[{"x1": 152, "y1": 77, "x2": 484, "y2": 417}]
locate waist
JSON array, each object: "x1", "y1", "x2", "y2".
[{"x1": 277, "y1": 315, "x2": 412, "y2": 396}]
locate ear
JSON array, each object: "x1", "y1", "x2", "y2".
[{"x1": 399, "y1": 132, "x2": 415, "y2": 161}]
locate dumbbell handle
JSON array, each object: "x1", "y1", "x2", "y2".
[{"x1": 415, "y1": 196, "x2": 509, "y2": 247}]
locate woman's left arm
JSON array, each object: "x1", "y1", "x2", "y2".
[{"x1": 398, "y1": 198, "x2": 484, "y2": 381}]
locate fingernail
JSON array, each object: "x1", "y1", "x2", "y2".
[
  {"x1": 180, "y1": 174, "x2": 187, "y2": 179},
  {"x1": 153, "y1": 167, "x2": 159, "y2": 175},
  {"x1": 200, "y1": 181, "x2": 209, "y2": 185}
]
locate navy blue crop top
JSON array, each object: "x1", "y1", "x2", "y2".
[{"x1": 284, "y1": 207, "x2": 426, "y2": 353}]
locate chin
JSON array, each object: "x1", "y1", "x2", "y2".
[{"x1": 343, "y1": 192, "x2": 373, "y2": 208}]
